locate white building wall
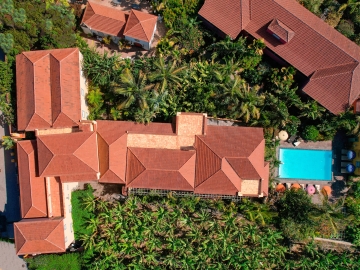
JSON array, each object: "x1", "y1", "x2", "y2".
[
  {"x1": 125, "y1": 22, "x2": 157, "y2": 50},
  {"x1": 79, "y1": 52, "x2": 89, "y2": 120},
  {"x1": 62, "y1": 182, "x2": 80, "y2": 248}
]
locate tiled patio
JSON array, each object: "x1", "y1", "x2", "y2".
[{"x1": 274, "y1": 132, "x2": 348, "y2": 202}]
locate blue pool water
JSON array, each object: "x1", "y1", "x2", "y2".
[{"x1": 279, "y1": 148, "x2": 332, "y2": 180}]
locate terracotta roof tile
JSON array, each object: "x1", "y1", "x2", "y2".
[
  {"x1": 226, "y1": 157, "x2": 260, "y2": 180},
  {"x1": 194, "y1": 126, "x2": 268, "y2": 196},
  {"x1": 81, "y1": 1, "x2": 127, "y2": 37},
  {"x1": 37, "y1": 132, "x2": 99, "y2": 178},
  {"x1": 97, "y1": 120, "x2": 174, "y2": 183},
  {"x1": 126, "y1": 148, "x2": 195, "y2": 190},
  {"x1": 123, "y1": 9, "x2": 157, "y2": 42},
  {"x1": 17, "y1": 141, "x2": 47, "y2": 218},
  {"x1": 16, "y1": 48, "x2": 81, "y2": 131},
  {"x1": 199, "y1": 0, "x2": 360, "y2": 113},
  {"x1": 267, "y1": 19, "x2": 295, "y2": 43},
  {"x1": 14, "y1": 218, "x2": 65, "y2": 255},
  {"x1": 195, "y1": 171, "x2": 239, "y2": 195},
  {"x1": 198, "y1": 0, "x2": 250, "y2": 39},
  {"x1": 47, "y1": 177, "x2": 63, "y2": 217}
]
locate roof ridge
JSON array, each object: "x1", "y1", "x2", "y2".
[
  {"x1": 37, "y1": 136, "x2": 55, "y2": 176},
  {"x1": 272, "y1": 0, "x2": 359, "y2": 63},
  {"x1": 45, "y1": 220, "x2": 64, "y2": 250},
  {"x1": 127, "y1": 148, "x2": 146, "y2": 182},
  {"x1": 73, "y1": 132, "x2": 98, "y2": 173},
  {"x1": 15, "y1": 224, "x2": 27, "y2": 252},
  {"x1": 89, "y1": 1, "x2": 126, "y2": 21},
  {"x1": 23, "y1": 51, "x2": 48, "y2": 64},
  {"x1": 178, "y1": 151, "x2": 195, "y2": 170},
  {"x1": 195, "y1": 136, "x2": 221, "y2": 184}
]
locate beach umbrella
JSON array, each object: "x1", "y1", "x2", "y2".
[
  {"x1": 347, "y1": 164, "x2": 355, "y2": 173},
  {"x1": 322, "y1": 186, "x2": 332, "y2": 197},
  {"x1": 275, "y1": 183, "x2": 286, "y2": 192},
  {"x1": 306, "y1": 185, "x2": 315, "y2": 195},
  {"x1": 347, "y1": 150, "x2": 356, "y2": 160},
  {"x1": 291, "y1": 183, "x2": 301, "y2": 190},
  {"x1": 278, "y1": 130, "x2": 289, "y2": 141}
]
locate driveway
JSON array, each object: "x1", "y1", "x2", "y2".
[
  {"x1": 0, "y1": 119, "x2": 21, "y2": 238},
  {"x1": 0, "y1": 241, "x2": 27, "y2": 270}
]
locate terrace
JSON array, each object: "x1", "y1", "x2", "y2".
[{"x1": 274, "y1": 131, "x2": 348, "y2": 203}]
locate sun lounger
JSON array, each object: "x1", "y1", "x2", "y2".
[
  {"x1": 341, "y1": 168, "x2": 350, "y2": 174},
  {"x1": 341, "y1": 155, "x2": 350, "y2": 161},
  {"x1": 342, "y1": 149, "x2": 349, "y2": 155},
  {"x1": 293, "y1": 141, "x2": 301, "y2": 147},
  {"x1": 341, "y1": 162, "x2": 350, "y2": 167}
]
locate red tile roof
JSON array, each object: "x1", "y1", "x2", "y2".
[
  {"x1": 123, "y1": 9, "x2": 157, "y2": 42},
  {"x1": 37, "y1": 132, "x2": 99, "y2": 180},
  {"x1": 126, "y1": 148, "x2": 195, "y2": 191},
  {"x1": 199, "y1": 0, "x2": 360, "y2": 114},
  {"x1": 198, "y1": 0, "x2": 250, "y2": 39},
  {"x1": 81, "y1": 1, "x2": 128, "y2": 37},
  {"x1": 96, "y1": 120, "x2": 174, "y2": 184},
  {"x1": 14, "y1": 218, "x2": 65, "y2": 255},
  {"x1": 16, "y1": 48, "x2": 81, "y2": 131},
  {"x1": 194, "y1": 126, "x2": 269, "y2": 196},
  {"x1": 267, "y1": 19, "x2": 294, "y2": 43},
  {"x1": 17, "y1": 141, "x2": 47, "y2": 218}
]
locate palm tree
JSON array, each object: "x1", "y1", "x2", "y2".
[
  {"x1": 220, "y1": 76, "x2": 265, "y2": 122},
  {"x1": 338, "y1": 0, "x2": 360, "y2": 14},
  {"x1": 148, "y1": 56, "x2": 186, "y2": 93},
  {"x1": 299, "y1": 100, "x2": 326, "y2": 120},
  {"x1": 312, "y1": 196, "x2": 349, "y2": 237},
  {"x1": 113, "y1": 68, "x2": 154, "y2": 110}
]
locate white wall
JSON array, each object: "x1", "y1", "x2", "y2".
[
  {"x1": 124, "y1": 21, "x2": 157, "y2": 50},
  {"x1": 62, "y1": 182, "x2": 80, "y2": 248},
  {"x1": 79, "y1": 52, "x2": 89, "y2": 120}
]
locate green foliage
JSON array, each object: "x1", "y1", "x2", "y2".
[
  {"x1": 26, "y1": 253, "x2": 81, "y2": 270},
  {"x1": 1, "y1": 136, "x2": 14, "y2": 149},
  {"x1": 337, "y1": 19, "x2": 355, "y2": 38},
  {"x1": 71, "y1": 184, "x2": 94, "y2": 239},
  {"x1": 276, "y1": 189, "x2": 317, "y2": 241},
  {"x1": 302, "y1": 125, "x2": 320, "y2": 141},
  {"x1": 0, "y1": 33, "x2": 13, "y2": 54}
]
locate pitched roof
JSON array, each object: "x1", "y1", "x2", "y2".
[
  {"x1": 96, "y1": 120, "x2": 175, "y2": 183},
  {"x1": 123, "y1": 9, "x2": 157, "y2": 42},
  {"x1": 16, "y1": 48, "x2": 81, "y2": 131},
  {"x1": 126, "y1": 148, "x2": 195, "y2": 191},
  {"x1": 194, "y1": 126, "x2": 269, "y2": 196},
  {"x1": 198, "y1": 0, "x2": 250, "y2": 39},
  {"x1": 17, "y1": 141, "x2": 47, "y2": 219},
  {"x1": 14, "y1": 218, "x2": 65, "y2": 255},
  {"x1": 36, "y1": 132, "x2": 99, "y2": 179},
  {"x1": 267, "y1": 19, "x2": 295, "y2": 43},
  {"x1": 81, "y1": 1, "x2": 128, "y2": 37},
  {"x1": 199, "y1": 0, "x2": 360, "y2": 114}
]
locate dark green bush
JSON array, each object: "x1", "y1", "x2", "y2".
[
  {"x1": 26, "y1": 253, "x2": 81, "y2": 270},
  {"x1": 337, "y1": 20, "x2": 355, "y2": 38},
  {"x1": 302, "y1": 125, "x2": 319, "y2": 141}
]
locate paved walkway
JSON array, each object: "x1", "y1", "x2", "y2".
[
  {"x1": 0, "y1": 241, "x2": 26, "y2": 270},
  {"x1": 0, "y1": 119, "x2": 21, "y2": 238}
]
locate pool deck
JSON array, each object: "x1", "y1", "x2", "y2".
[{"x1": 275, "y1": 132, "x2": 347, "y2": 186}]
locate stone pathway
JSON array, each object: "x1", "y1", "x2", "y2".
[{"x1": 0, "y1": 241, "x2": 27, "y2": 270}]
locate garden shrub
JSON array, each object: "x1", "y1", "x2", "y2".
[
  {"x1": 26, "y1": 253, "x2": 81, "y2": 270},
  {"x1": 71, "y1": 184, "x2": 94, "y2": 238},
  {"x1": 337, "y1": 20, "x2": 355, "y2": 38},
  {"x1": 302, "y1": 125, "x2": 319, "y2": 141}
]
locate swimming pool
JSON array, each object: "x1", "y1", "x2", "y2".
[{"x1": 278, "y1": 148, "x2": 332, "y2": 181}]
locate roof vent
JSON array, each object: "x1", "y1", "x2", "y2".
[{"x1": 267, "y1": 19, "x2": 294, "y2": 44}]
